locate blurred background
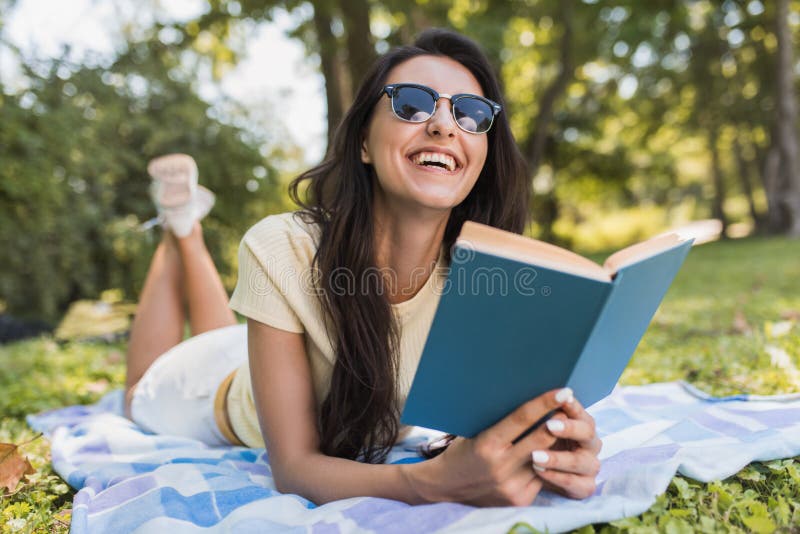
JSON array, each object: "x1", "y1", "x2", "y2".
[{"x1": 1, "y1": 0, "x2": 799, "y2": 332}]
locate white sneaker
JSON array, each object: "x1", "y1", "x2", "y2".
[
  {"x1": 147, "y1": 154, "x2": 198, "y2": 207},
  {"x1": 145, "y1": 154, "x2": 215, "y2": 238}
]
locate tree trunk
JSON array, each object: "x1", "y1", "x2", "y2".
[
  {"x1": 525, "y1": 3, "x2": 573, "y2": 242},
  {"x1": 761, "y1": 142, "x2": 787, "y2": 232},
  {"x1": 775, "y1": 0, "x2": 800, "y2": 236},
  {"x1": 312, "y1": 1, "x2": 345, "y2": 152},
  {"x1": 708, "y1": 125, "x2": 729, "y2": 236},
  {"x1": 340, "y1": 0, "x2": 376, "y2": 92},
  {"x1": 536, "y1": 191, "x2": 560, "y2": 244},
  {"x1": 523, "y1": 3, "x2": 573, "y2": 174},
  {"x1": 733, "y1": 135, "x2": 762, "y2": 231}
]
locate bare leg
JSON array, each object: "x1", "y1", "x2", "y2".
[
  {"x1": 124, "y1": 222, "x2": 235, "y2": 418},
  {"x1": 125, "y1": 232, "x2": 185, "y2": 396},
  {"x1": 175, "y1": 222, "x2": 237, "y2": 336}
]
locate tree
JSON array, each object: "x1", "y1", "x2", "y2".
[
  {"x1": 774, "y1": 0, "x2": 800, "y2": 235},
  {"x1": 179, "y1": 0, "x2": 376, "y2": 152},
  {"x1": 0, "y1": 34, "x2": 284, "y2": 321}
]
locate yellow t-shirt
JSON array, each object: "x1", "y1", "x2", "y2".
[{"x1": 227, "y1": 211, "x2": 447, "y2": 448}]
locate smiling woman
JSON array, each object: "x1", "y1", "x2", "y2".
[
  {"x1": 121, "y1": 28, "x2": 603, "y2": 508},
  {"x1": 362, "y1": 55, "x2": 490, "y2": 213}
]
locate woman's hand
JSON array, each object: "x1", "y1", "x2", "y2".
[
  {"x1": 402, "y1": 388, "x2": 578, "y2": 507},
  {"x1": 529, "y1": 396, "x2": 602, "y2": 499}
]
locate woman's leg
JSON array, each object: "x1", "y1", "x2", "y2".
[
  {"x1": 125, "y1": 154, "x2": 236, "y2": 421},
  {"x1": 175, "y1": 222, "x2": 237, "y2": 336},
  {"x1": 125, "y1": 232, "x2": 186, "y2": 396}
]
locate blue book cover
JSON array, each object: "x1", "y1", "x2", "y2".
[{"x1": 401, "y1": 223, "x2": 694, "y2": 438}]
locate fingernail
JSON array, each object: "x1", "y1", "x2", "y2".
[
  {"x1": 546, "y1": 419, "x2": 565, "y2": 433},
  {"x1": 555, "y1": 388, "x2": 574, "y2": 404},
  {"x1": 532, "y1": 450, "x2": 549, "y2": 465},
  {"x1": 532, "y1": 463, "x2": 546, "y2": 473}
]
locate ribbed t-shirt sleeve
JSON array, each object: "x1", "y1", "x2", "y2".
[{"x1": 229, "y1": 222, "x2": 305, "y2": 334}]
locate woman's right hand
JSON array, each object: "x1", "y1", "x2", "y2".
[{"x1": 402, "y1": 388, "x2": 575, "y2": 506}]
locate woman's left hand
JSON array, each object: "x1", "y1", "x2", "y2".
[{"x1": 528, "y1": 397, "x2": 602, "y2": 499}]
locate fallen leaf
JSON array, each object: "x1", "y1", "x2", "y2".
[
  {"x1": 765, "y1": 345, "x2": 800, "y2": 389},
  {"x1": 85, "y1": 378, "x2": 109, "y2": 394},
  {"x1": 766, "y1": 320, "x2": 794, "y2": 338},
  {"x1": 53, "y1": 508, "x2": 72, "y2": 526},
  {"x1": 733, "y1": 310, "x2": 752, "y2": 335},
  {"x1": 766, "y1": 344, "x2": 793, "y2": 368},
  {"x1": 0, "y1": 434, "x2": 41, "y2": 494},
  {"x1": 780, "y1": 310, "x2": 800, "y2": 321}
]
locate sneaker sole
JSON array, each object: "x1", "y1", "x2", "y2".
[{"x1": 147, "y1": 154, "x2": 198, "y2": 208}]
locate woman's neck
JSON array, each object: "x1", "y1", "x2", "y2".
[{"x1": 373, "y1": 202, "x2": 449, "y2": 305}]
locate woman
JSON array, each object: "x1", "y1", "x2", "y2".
[{"x1": 125, "y1": 28, "x2": 601, "y2": 507}]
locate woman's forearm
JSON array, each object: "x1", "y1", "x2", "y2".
[{"x1": 275, "y1": 452, "x2": 439, "y2": 505}]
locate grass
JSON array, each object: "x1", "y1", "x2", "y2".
[{"x1": 1, "y1": 236, "x2": 800, "y2": 533}]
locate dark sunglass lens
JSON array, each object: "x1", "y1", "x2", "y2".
[
  {"x1": 453, "y1": 97, "x2": 494, "y2": 133},
  {"x1": 393, "y1": 86, "x2": 435, "y2": 122}
]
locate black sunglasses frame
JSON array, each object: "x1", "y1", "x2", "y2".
[{"x1": 381, "y1": 83, "x2": 502, "y2": 134}]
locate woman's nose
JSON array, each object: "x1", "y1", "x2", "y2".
[{"x1": 426, "y1": 100, "x2": 457, "y2": 138}]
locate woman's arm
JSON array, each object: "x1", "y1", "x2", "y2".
[
  {"x1": 247, "y1": 318, "x2": 599, "y2": 506},
  {"x1": 247, "y1": 318, "x2": 423, "y2": 504}
]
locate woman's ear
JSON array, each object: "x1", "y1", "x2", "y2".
[{"x1": 360, "y1": 137, "x2": 372, "y2": 164}]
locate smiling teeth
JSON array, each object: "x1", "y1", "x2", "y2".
[{"x1": 413, "y1": 152, "x2": 457, "y2": 172}]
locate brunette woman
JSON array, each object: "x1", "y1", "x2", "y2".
[{"x1": 125, "y1": 28, "x2": 601, "y2": 507}]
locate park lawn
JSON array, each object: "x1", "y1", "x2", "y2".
[{"x1": 1, "y1": 236, "x2": 800, "y2": 533}]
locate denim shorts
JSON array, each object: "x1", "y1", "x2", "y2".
[{"x1": 129, "y1": 323, "x2": 248, "y2": 446}]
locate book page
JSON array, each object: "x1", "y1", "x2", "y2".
[
  {"x1": 458, "y1": 222, "x2": 611, "y2": 282},
  {"x1": 603, "y1": 219, "x2": 722, "y2": 274},
  {"x1": 655, "y1": 219, "x2": 723, "y2": 245},
  {"x1": 602, "y1": 233, "x2": 683, "y2": 274}
]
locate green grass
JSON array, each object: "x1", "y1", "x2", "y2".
[
  {"x1": 1, "y1": 236, "x2": 800, "y2": 533},
  {"x1": 0, "y1": 340, "x2": 126, "y2": 533}
]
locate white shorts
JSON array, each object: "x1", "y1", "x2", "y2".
[{"x1": 130, "y1": 323, "x2": 248, "y2": 446}]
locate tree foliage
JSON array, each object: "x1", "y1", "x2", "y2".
[
  {"x1": 0, "y1": 32, "x2": 285, "y2": 321},
  {"x1": 175, "y1": 0, "x2": 799, "y2": 241},
  {"x1": 2, "y1": 0, "x2": 799, "y2": 320}
]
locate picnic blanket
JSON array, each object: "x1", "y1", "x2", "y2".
[{"x1": 27, "y1": 382, "x2": 800, "y2": 533}]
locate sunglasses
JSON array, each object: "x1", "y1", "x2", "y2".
[{"x1": 381, "y1": 83, "x2": 502, "y2": 134}]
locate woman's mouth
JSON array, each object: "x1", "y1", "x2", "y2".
[{"x1": 408, "y1": 151, "x2": 460, "y2": 173}]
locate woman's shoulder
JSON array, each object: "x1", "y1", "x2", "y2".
[
  {"x1": 230, "y1": 213, "x2": 313, "y2": 335},
  {"x1": 243, "y1": 211, "x2": 320, "y2": 244},
  {"x1": 239, "y1": 211, "x2": 319, "y2": 270}
]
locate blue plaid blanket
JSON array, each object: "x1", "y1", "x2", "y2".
[{"x1": 27, "y1": 382, "x2": 800, "y2": 533}]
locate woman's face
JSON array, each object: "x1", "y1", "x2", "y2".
[{"x1": 361, "y1": 55, "x2": 489, "y2": 215}]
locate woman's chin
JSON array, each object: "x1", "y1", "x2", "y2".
[
  {"x1": 376, "y1": 178, "x2": 472, "y2": 213},
  {"x1": 401, "y1": 178, "x2": 470, "y2": 210},
  {"x1": 407, "y1": 190, "x2": 467, "y2": 212}
]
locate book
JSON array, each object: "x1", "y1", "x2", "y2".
[{"x1": 400, "y1": 220, "x2": 718, "y2": 438}]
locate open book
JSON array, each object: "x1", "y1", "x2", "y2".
[{"x1": 401, "y1": 220, "x2": 719, "y2": 438}]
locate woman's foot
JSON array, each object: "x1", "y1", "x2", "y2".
[{"x1": 146, "y1": 154, "x2": 215, "y2": 238}]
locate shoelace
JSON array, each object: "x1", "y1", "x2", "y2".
[{"x1": 139, "y1": 215, "x2": 165, "y2": 232}]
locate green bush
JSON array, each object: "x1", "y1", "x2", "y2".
[{"x1": 0, "y1": 41, "x2": 288, "y2": 322}]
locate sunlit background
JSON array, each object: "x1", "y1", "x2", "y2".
[
  {"x1": 3, "y1": 5, "x2": 800, "y2": 531},
  {"x1": 1, "y1": 0, "x2": 799, "y2": 325},
  {"x1": 2, "y1": 0, "x2": 327, "y2": 162}
]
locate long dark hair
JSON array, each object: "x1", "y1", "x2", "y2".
[{"x1": 289, "y1": 28, "x2": 530, "y2": 463}]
